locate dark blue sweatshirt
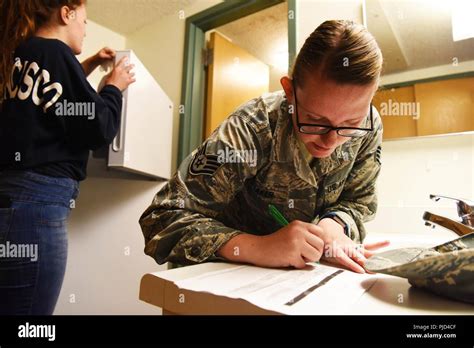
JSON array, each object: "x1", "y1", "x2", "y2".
[{"x1": 0, "y1": 36, "x2": 122, "y2": 181}]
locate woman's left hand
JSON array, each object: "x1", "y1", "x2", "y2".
[
  {"x1": 317, "y1": 218, "x2": 390, "y2": 273},
  {"x1": 82, "y1": 47, "x2": 116, "y2": 77},
  {"x1": 94, "y1": 47, "x2": 116, "y2": 64}
]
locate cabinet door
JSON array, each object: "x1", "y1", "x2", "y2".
[
  {"x1": 373, "y1": 86, "x2": 418, "y2": 140},
  {"x1": 415, "y1": 77, "x2": 474, "y2": 136}
]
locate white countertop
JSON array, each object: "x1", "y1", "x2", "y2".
[{"x1": 140, "y1": 232, "x2": 474, "y2": 315}]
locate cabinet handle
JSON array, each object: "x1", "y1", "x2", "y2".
[{"x1": 112, "y1": 96, "x2": 126, "y2": 152}]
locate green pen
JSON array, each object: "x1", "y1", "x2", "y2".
[{"x1": 268, "y1": 204, "x2": 289, "y2": 227}]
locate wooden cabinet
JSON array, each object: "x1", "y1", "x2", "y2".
[
  {"x1": 414, "y1": 77, "x2": 474, "y2": 136},
  {"x1": 374, "y1": 76, "x2": 474, "y2": 140}
]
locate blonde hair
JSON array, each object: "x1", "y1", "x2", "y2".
[
  {"x1": 292, "y1": 20, "x2": 383, "y2": 86},
  {"x1": 0, "y1": 0, "x2": 84, "y2": 104}
]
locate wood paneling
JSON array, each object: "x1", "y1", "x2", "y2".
[{"x1": 375, "y1": 76, "x2": 474, "y2": 140}]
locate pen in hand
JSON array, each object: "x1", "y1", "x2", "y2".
[{"x1": 268, "y1": 204, "x2": 289, "y2": 227}]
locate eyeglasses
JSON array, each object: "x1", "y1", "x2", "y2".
[{"x1": 292, "y1": 82, "x2": 374, "y2": 138}]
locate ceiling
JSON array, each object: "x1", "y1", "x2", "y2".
[
  {"x1": 86, "y1": 0, "x2": 289, "y2": 71},
  {"x1": 86, "y1": 0, "x2": 198, "y2": 35},
  {"x1": 367, "y1": 0, "x2": 474, "y2": 75},
  {"x1": 215, "y1": 2, "x2": 288, "y2": 70},
  {"x1": 87, "y1": 0, "x2": 288, "y2": 71},
  {"x1": 86, "y1": 0, "x2": 472, "y2": 76}
]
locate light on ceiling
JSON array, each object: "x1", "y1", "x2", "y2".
[{"x1": 452, "y1": 0, "x2": 474, "y2": 41}]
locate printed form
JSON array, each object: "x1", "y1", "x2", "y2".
[{"x1": 174, "y1": 263, "x2": 377, "y2": 314}]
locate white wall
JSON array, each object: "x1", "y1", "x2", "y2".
[
  {"x1": 56, "y1": 177, "x2": 164, "y2": 314},
  {"x1": 55, "y1": 20, "x2": 164, "y2": 315},
  {"x1": 366, "y1": 133, "x2": 474, "y2": 238}
]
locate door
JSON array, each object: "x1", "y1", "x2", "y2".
[{"x1": 204, "y1": 32, "x2": 270, "y2": 138}]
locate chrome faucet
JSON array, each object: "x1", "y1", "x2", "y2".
[{"x1": 423, "y1": 194, "x2": 474, "y2": 236}]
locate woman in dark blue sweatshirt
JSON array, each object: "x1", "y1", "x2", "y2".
[{"x1": 0, "y1": 0, "x2": 135, "y2": 314}]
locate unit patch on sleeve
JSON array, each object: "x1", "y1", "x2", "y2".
[{"x1": 189, "y1": 142, "x2": 223, "y2": 176}]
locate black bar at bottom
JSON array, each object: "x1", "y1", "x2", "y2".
[{"x1": 0, "y1": 315, "x2": 472, "y2": 346}]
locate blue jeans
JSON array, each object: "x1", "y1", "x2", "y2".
[{"x1": 0, "y1": 170, "x2": 79, "y2": 315}]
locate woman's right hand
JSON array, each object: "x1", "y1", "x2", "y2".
[
  {"x1": 105, "y1": 56, "x2": 136, "y2": 92},
  {"x1": 218, "y1": 220, "x2": 325, "y2": 269},
  {"x1": 253, "y1": 221, "x2": 325, "y2": 268}
]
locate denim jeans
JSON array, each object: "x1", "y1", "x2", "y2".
[{"x1": 0, "y1": 170, "x2": 79, "y2": 315}]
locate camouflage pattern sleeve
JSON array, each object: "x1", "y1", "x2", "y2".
[
  {"x1": 320, "y1": 107, "x2": 383, "y2": 243},
  {"x1": 139, "y1": 101, "x2": 271, "y2": 266}
]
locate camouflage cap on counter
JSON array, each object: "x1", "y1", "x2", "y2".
[{"x1": 365, "y1": 233, "x2": 474, "y2": 304}]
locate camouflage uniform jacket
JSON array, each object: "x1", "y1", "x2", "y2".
[{"x1": 139, "y1": 91, "x2": 383, "y2": 265}]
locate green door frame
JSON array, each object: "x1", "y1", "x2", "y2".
[{"x1": 178, "y1": 0, "x2": 297, "y2": 165}]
